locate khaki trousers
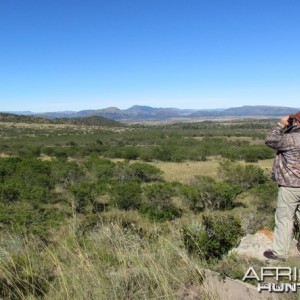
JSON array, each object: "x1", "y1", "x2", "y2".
[{"x1": 273, "y1": 186, "x2": 300, "y2": 257}]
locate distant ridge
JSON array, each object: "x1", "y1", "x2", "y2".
[
  {"x1": 190, "y1": 105, "x2": 299, "y2": 117},
  {"x1": 3, "y1": 105, "x2": 300, "y2": 122},
  {"x1": 0, "y1": 113, "x2": 124, "y2": 127}
]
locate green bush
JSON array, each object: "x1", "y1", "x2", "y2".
[
  {"x1": 139, "y1": 183, "x2": 182, "y2": 221},
  {"x1": 0, "y1": 158, "x2": 56, "y2": 205},
  {"x1": 51, "y1": 159, "x2": 83, "y2": 188},
  {"x1": 152, "y1": 147, "x2": 172, "y2": 161},
  {"x1": 140, "y1": 149, "x2": 154, "y2": 162},
  {"x1": 114, "y1": 161, "x2": 136, "y2": 183},
  {"x1": 0, "y1": 203, "x2": 66, "y2": 239},
  {"x1": 210, "y1": 182, "x2": 240, "y2": 210},
  {"x1": 0, "y1": 181, "x2": 21, "y2": 203},
  {"x1": 180, "y1": 176, "x2": 240, "y2": 211},
  {"x1": 250, "y1": 181, "x2": 278, "y2": 213},
  {"x1": 84, "y1": 157, "x2": 115, "y2": 181},
  {"x1": 0, "y1": 157, "x2": 22, "y2": 182},
  {"x1": 22, "y1": 185, "x2": 52, "y2": 206},
  {"x1": 183, "y1": 214, "x2": 243, "y2": 261},
  {"x1": 219, "y1": 160, "x2": 266, "y2": 189},
  {"x1": 130, "y1": 162, "x2": 163, "y2": 182},
  {"x1": 123, "y1": 148, "x2": 139, "y2": 160},
  {"x1": 110, "y1": 182, "x2": 142, "y2": 210},
  {"x1": 179, "y1": 184, "x2": 205, "y2": 211},
  {"x1": 70, "y1": 183, "x2": 95, "y2": 213},
  {"x1": 143, "y1": 183, "x2": 175, "y2": 203},
  {"x1": 16, "y1": 159, "x2": 53, "y2": 189}
]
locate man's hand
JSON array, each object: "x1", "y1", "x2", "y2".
[{"x1": 278, "y1": 116, "x2": 289, "y2": 128}]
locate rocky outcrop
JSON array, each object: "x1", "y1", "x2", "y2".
[
  {"x1": 200, "y1": 269, "x2": 280, "y2": 300},
  {"x1": 231, "y1": 230, "x2": 299, "y2": 260}
]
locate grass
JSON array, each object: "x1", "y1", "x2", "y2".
[
  {"x1": 150, "y1": 159, "x2": 221, "y2": 183},
  {"x1": 256, "y1": 158, "x2": 273, "y2": 173},
  {"x1": 0, "y1": 216, "x2": 214, "y2": 299},
  {"x1": 150, "y1": 158, "x2": 273, "y2": 184},
  {"x1": 0, "y1": 207, "x2": 286, "y2": 299}
]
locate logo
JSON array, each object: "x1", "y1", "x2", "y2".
[{"x1": 242, "y1": 267, "x2": 300, "y2": 292}]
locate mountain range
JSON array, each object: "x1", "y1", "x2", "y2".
[{"x1": 4, "y1": 105, "x2": 300, "y2": 122}]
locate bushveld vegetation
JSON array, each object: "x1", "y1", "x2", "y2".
[{"x1": 0, "y1": 118, "x2": 293, "y2": 299}]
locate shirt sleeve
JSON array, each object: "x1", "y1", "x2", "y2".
[{"x1": 265, "y1": 126, "x2": 294, "y2": 151}]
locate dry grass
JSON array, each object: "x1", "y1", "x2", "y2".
[
  {"x1": 256, "y1": 159, "x2": 273, "y2": 174},
  {"x1": 0, "y1": 218, "x2": 214, "y2": 300},
  {"x1": 149, "y1": 158, "x2": 274, "y2": 184},
  {"x1": 150, "y1": 159, "x2": 221, "y2": 183}
]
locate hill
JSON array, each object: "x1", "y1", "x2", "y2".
[
  {"x1": 0, "y1": 112, "x2": 124, "y2": 127},
  {"x1": 190, "y1": 105, "x2": 298, "y2": 117},
  {"x1": 4, "y1": 105, "x2": 300, "y2": 122},
  {"x1": 30, "y1": 105, "x2": 199, "y2": 120}
]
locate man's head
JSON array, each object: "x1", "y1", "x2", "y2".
[{"x1": 288, "y1": 111, "x2": 300, "y2": 126}]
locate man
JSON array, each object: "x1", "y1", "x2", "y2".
[{"x1": 264, "y1": 112, "x2": 300, "y2": 261}]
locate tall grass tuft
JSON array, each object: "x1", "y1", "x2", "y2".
[{"x1": 0, "y1": 218, "x2": 214, "y2": 299}]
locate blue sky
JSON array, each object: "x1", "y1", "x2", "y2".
[{"x1": 0, "y1": 0, "x2": 299, "y2": 112}]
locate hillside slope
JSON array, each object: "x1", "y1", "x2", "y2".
[{"x1": 0, "y1": 113, "x2": 124, "y2": 127}]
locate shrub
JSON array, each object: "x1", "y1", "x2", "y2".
[
  {"x1": 70, "y1": 183, "x2": 95, "y2": 213},
  {"x1": 0, "y1": 203, "x2": 66, "y2": 239},
  {"x1": 130, "y1": 162, "x2": 163, "y2": 182},
  {"x1": 183, "y1": 214, "x2": 243, "y2": 261},
  {"x1": 53, "y1": 149, "x2": 68, "y2": 159},
  {"x1": 152, "y1": 147, "x2": 172, "y2": 161},
  {"x1": 22, "y1": 185, "x2": 52, "y2": 206},
  {"x1": 16, "y1": 159, "x2": 53, "y2": 189},
  {"x1": 51, "y1": 160, "x2": 83, "y2": 188},
  {"x1": 110, "y1": 182, "x2": 142, "y2": 210},
  {"x1": 140, "y1": 183, "x2": 182, "y2": 221},
  {"x1": 123, "y1": 148, "x2": 139, "y2": 160},
  {"x1": 0, "y1": 181, "x2": 21, "y2": 203},
  {"x1": 250, "y1": 181, "x2": 278, "y2": 213},
  {"x1": 0, "y1": 157, "x2": 21, "y2": 183},
  {"x1": 114, "y1": 161, "x2": 136, "y2": 183},
  {"x1": 139, "y1": 205, "x2": 182, "y2": 222},
  {"x1": 84, "y1": 157, "x2": 115, "y2": 181},
  {"x1": 209, "y1": 182, "x2": 240, "y2": 210},
  {"x1": 180, "y1": 176, "x2": 240, "y2": 211},
  {"x1": 66, "y1": 141, "x2": 77, "y2": 146},
  {"x1": 219, "y1": 160, "x2": 266, "y2": 189},
  {"x1": 179, "y1": 184, "x2": 205, "y2": 212},
  {"x1": 143, "y1": 183, "x2": 175, "y2": 203},
  {"x1": 140, "y1": 149, "x2": 154, "y2": 162}
]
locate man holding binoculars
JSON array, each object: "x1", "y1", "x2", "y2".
[{"x1": 264, "y1": 112, "x2": 300, "y2": 261}]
